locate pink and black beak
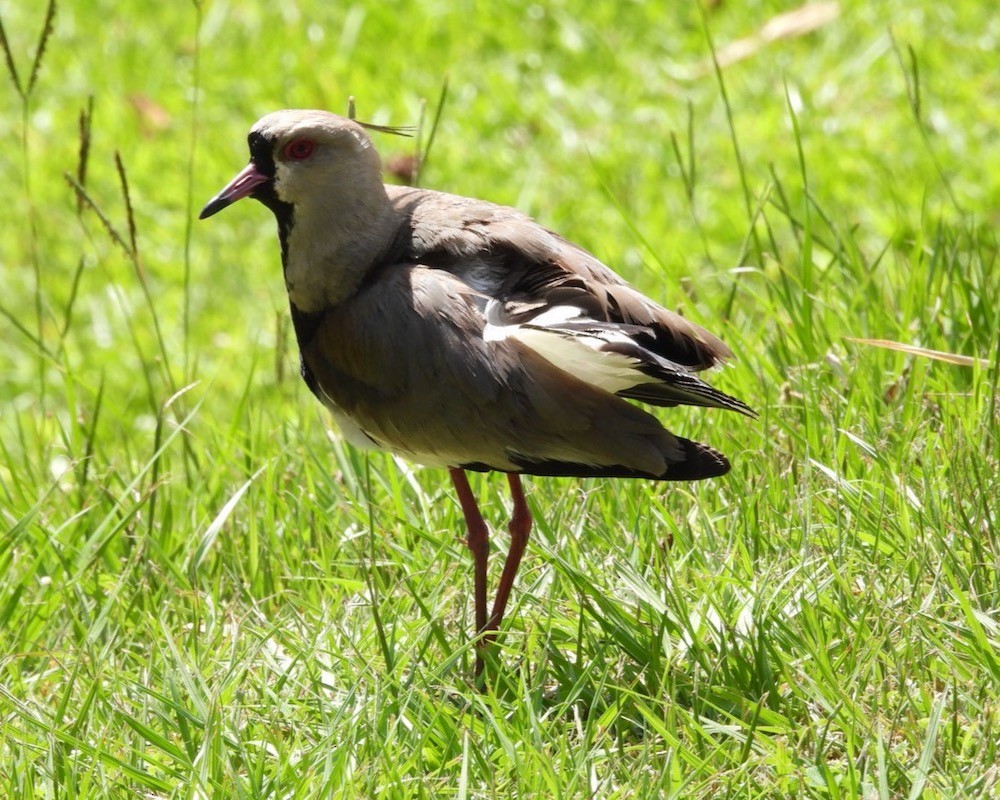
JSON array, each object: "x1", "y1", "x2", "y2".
[{"x1": 199, "y1": 161, "x2": 271, "y2": 219}]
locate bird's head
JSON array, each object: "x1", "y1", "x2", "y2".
[{"x1": 199, "y1": 109, "x2": 385, "y2": 221}]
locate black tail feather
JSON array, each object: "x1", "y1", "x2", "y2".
[{"x1": 461, "y1": 437, "x2": 731, "y2": 482}]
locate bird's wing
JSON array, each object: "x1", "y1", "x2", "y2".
[
  {"x1": 300, "y1": 264, "x2": 731, "y2": 480},
  {"x1": 385, "y1": 186, "x2": 754, "y2": 417},
  {"x1": 483, "y1": 303, "x2": 755, "y2": 416},
  {"x1": 388, "y1": 185, "x2": 737, "y2": 373}
]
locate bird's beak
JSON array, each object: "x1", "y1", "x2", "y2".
[{"x1": 199, "y1": 162, "x2": 270, "y2": 219}]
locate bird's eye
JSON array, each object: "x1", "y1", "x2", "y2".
[{"x1": 283, "y1": 139, "x2": 315, "y2": 160}]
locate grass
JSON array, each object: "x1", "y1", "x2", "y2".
[{"x1": 1, "y1": 0, "x2": 998, "y2": 797}]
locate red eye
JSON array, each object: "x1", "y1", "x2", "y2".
[{"x1": 283, "y1": 139, "x2": 315, "y2": 160}]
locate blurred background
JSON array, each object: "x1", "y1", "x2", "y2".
[{"x1": 1, "y1": 2, "x2": 997, "y2": 797}]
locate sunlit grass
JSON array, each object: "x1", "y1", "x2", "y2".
[{"x1": 1, "y1": 1, "x2": 998, "y2": 798}]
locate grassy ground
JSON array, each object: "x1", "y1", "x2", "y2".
[{"x1": 2, "y1": 1, "x2": 998, "y2": 797}]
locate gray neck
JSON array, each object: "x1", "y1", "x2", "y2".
[{"x1": 283, "y1": 183, "x2": 400, "y2": 312}]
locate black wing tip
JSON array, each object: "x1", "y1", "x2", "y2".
[
  {"x1": 619, "y1": 382, "x2": 758, "y2": 418},
  {"x1": 724, "y1": 395, "x2": 758, "y2": 419}
]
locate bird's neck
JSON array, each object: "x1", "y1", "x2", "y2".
[{"x1": 281, "y1": 183, "x2": 400, "y2": 312}]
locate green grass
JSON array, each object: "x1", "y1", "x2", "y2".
[{"x1": 2, "y1": 0, "x2": 998, "y2": 797}]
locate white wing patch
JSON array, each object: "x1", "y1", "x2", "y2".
[
  {"x1": 485, "y1": 304, "x2": 651, "y2": 394},
  {"x1": 483, "y1": 304, "x2": 582, "y2": 340}
]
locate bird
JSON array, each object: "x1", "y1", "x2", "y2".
[{"x1": 199, "y1": 109, "x2": 754, "y2": 677}]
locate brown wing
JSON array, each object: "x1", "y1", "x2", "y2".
[{"x1": 387, "y1": 185, "x2": 735, "y2": 372}]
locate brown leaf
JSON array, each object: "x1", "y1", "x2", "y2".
[
  {"x1": 128, "y1": 93, "x2": 171, "y2": 135},
  {"x1": 698, "y1": 2, "x2": 840, "y2": 73},
  {"x1": 385, "y1": 153, "x2": 417, "y2": 186},
  {"x1": 846, "y1": 338, "x2": 994, "y2": 369}
]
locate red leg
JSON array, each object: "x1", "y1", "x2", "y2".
[
  {"x1": 449, "y1": 468, "x2": 489, "y2": 674},
  {"x1": 485, "y1": 473, "x2": 532, "y2": 642}
]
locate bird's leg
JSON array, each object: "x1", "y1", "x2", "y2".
[
  {"x1": 484, "y1": 473, "x2": 532, "y2": 645},
  {"x1": 449, "y1": 468, "x2": 489, "y2": 675}
]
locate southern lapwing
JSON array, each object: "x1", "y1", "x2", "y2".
[{"x1": 200, "y1": 109, "x2": 754, "y2": 677}]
